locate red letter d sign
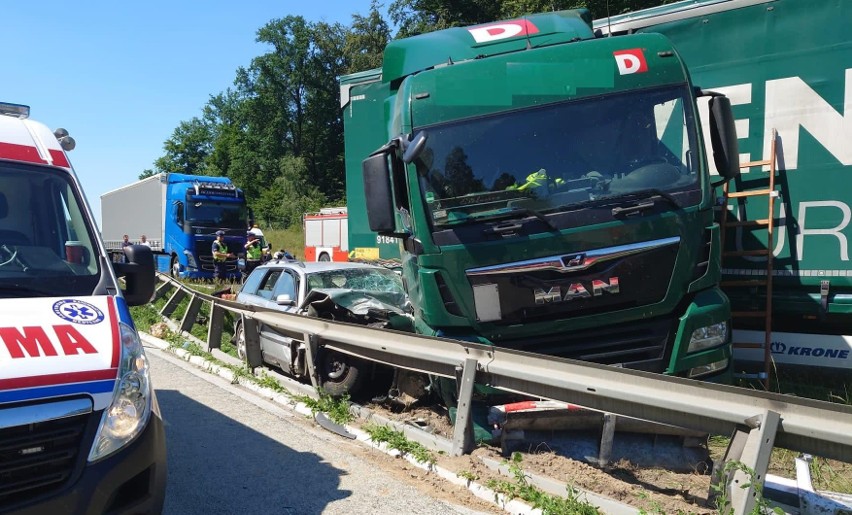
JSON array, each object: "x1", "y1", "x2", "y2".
[{"x1": 614, "y1": 49, "x2": 648, "y2": 75}]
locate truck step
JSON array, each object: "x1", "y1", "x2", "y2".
[
  {"x1": 721, "y1": 279, "x2": 769, "y2": 287},
  {"x1": 724, "y1": 219, "x2": 770, "y2": 228},
  {"x1": 722, "y1": 249, "x2": 770, "y2": 257},
  {"x1": 731, "y1": 310, "x2": 767, "y2": 318},
  {"x1": 726, "y1": 188, "x2": 775, "y2": 198},
  {"x1": 733, "y1": 342, "x2": 765, "y2": 349}
]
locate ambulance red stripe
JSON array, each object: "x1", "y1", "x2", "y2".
[
  {"x1": 0, "y1": 142, "x2": 46, "y2": 164},
  {"x1": 107, "y1": 296, "x2": 120, "y2": 369}
]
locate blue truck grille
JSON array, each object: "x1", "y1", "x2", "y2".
[{"x1": 0, "y1": 410, "x2": 91, "y2": 510}]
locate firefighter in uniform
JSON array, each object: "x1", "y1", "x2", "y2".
[{"x1": 211, "y1": 230, "x2": 232, "y2": 282}]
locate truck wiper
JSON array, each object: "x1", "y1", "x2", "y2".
[
  {"x1": 484, "y1": 206, "x2": 558, "y2": 234},
  {"x1": 610, "y1": 190, "x2": 680, "y2": 217}
]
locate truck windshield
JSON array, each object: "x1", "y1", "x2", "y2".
[
  {"x1": 0, "y1": 164, "x2": 100, "y2": 297},
  {"x1": 186, "y1": 201, "x2": 248, "y2": 229},
  {"x1": 413, "y1": 86, "x2": 701, "y2": 227}
]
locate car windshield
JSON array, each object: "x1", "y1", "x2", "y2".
[
  {"x1": 186, "y1": 200, "x2": 248, "y2": 229},
  {"x1": 0, "y1": 163, "x2": 101, "y2": 297},
  {"x1": 412, "y1": 86, "x2": 701, "y2": 228},
  {"x1": 306, "y1": 267, "x2": 404, "y2": 294}
]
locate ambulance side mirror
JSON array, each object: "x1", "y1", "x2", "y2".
[{"x1": 113, "y1": 244, "x2": 156, "y2": 306}]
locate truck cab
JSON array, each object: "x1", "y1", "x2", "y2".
[
  {"x1": 0, "y1": 102, "x2": 165, "y2": 513},
  {"x1": 345, "y1": 10, "x2": 742, "y2": 381}
]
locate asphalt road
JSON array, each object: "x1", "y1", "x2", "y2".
[{"x1": 145, "y1": 346, "x2": 490, "y2": 515}]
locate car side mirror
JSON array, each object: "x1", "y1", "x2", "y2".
[{"x1": 276, "y1": 294, "x2": 296, "y2": 307}]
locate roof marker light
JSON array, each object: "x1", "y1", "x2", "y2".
[{"x1": 0, "y1": 102, "x2": 30, "y2": 119}]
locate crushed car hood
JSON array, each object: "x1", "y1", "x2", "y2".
[{"x1": 301, "y1": 288, "x2": 413, "y2": 331}]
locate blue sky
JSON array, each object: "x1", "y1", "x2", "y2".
[{"x1": 1, "y1": 1, "x2": 379, "y2": 227}]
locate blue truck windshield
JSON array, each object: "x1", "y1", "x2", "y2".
[
  {"x1": 413, "y1": 86, "x2": 701, "y2": 227},
  {"x1": 187, "y1": 200, "x2": 248, "y2": 229},
  {"x1": 0, "y1": 165, "x2": 100, "y2": 297}
]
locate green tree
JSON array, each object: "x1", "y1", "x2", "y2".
[
  {"x1": 345, "y1": 0, "x2": 392, "y2": 73},
  {"x1": 153, "y1": 117, "x2": 215, "y2": 175}
]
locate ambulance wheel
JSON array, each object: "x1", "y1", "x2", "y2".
[
  {"x1": 318, "y1": 252, "x2": 331, "y2": 262},
  {"x1": 319, "y1": 350, "x2": 362, "y2": 397}
]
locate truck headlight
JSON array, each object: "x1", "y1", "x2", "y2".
[
  {"x1": 88, "y1": 322, "x2": 152, "y2": 462},
  {"x1": 687, "y1": 321, "x2": 728, "y2": 353}
]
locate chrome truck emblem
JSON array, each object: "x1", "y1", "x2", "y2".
[{"x1": 534, "y1": 277, "x2": 620, "y2": 304}]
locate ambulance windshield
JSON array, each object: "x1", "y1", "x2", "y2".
[{"x1": 0, "y1": 164, "x2": 100, "y2": 297}]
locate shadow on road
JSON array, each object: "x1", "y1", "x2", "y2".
[{"x1": 157, "y1": 389, "x2": 350, "y2": 514}]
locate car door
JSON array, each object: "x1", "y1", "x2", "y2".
[{"x1": 258, "y1": 268, "x2": 300, "y2": 368}]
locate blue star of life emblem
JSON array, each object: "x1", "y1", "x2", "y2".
[{"x1": 52, "y1": 299, "x2": 105, "y2": 325}]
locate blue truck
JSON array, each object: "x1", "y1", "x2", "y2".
[{"x1": 101, "y1": 173, "x2": 248, "y2": 279}]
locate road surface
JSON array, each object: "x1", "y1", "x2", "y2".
[{"x1": 145, "y1": 346, "x2": 496, "y2": 514}]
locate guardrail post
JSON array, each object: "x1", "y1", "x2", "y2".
[
  {"x1": 179, "y1": 294, "x2": 203, "y2": 334},
  {"x1": 152, "y1": 281, "x2": 173, "y2": 301},
  {"x1": 303, "y1": 333, "x2": 321, "y2": 389},
  {"x1": 241, "y1": 315, "x2": 262, "y2": 369},
  {"x1": 598, "y1": 413, "x2": 617, "y2": 467},
  {"x1": 207, "y1": 303, "x2": 225, "y2": 351},
  {"x1": 713, "y1": 410, "x2": 780, "y2": 514},
  {"x1": 160, "y1": 288, "x2": 187, "y2": 318},
  {"x1": 451, "y1": 358, "x2": 478, "y2": 457}
]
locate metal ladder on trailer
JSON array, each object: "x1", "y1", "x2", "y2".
[{"x1": 719, "y1": 129, "x2": 778, "y2": 389}]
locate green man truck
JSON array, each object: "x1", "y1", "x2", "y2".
[
  {"x1": 341, "y1": 9, "x2": 742, "y2": 382},
  {"x1": 596, "y1": 0, "x2": 852, "y2": 371}
]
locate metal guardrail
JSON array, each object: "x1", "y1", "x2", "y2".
[{"x1": 152, "y1": 274, "x2": 852, "y2": 514}]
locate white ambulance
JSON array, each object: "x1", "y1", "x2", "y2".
[{"x1": 0, "y1": 102, "x2": 165, "y2": 513}]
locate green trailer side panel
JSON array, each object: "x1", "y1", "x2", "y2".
[
  {"x1": 598, "y1": 0, "x2": 852, "y2": 318},
  {"x1": 342, "y1": 73, "x2": 402, "y2": 263}
]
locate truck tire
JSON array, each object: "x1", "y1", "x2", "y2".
[
  {"x1": 170, "y1": 255, "x2": 179, "y2": 278},
  {"x1": 318, "y1": 252, "x2": 331, "y2": 262},
  {"x1": 319, "y1": 350, "x2": 362, "y2": 397}
]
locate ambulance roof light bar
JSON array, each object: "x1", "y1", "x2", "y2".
[{"x1": 0, "y1": 102, "x2": 30, "y2": 119}]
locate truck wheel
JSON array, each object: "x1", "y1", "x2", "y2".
[
  {"x1": 318, "y1": 252, "x2": 331, "y2": 262},
  {"x1": 170, "y1": 256, "x2": 179, "y2": 278},
  {"x1": 319, "y1": 350, "x2": 361, "y2": 397}
]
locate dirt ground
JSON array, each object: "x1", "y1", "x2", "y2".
[{"x1": 356, "y1": 403, "x2": 718, "y2": 514}]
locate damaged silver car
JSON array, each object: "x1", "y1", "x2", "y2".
[{"x1": 233, "y1": 260, "x2": 410, "y2": 396}]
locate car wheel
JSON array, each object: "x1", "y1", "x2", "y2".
[
  {"x1": 234, "y1": 321, "x2": 247, "y2": 362},
  {"x1": 319, "y1": 350, "x2": 361, "y2": 397}
]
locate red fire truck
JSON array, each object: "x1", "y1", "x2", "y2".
[{"x1": 303, "y1": 207, "x2": 349, "y2": 262}]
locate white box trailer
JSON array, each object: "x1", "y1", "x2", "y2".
[{"x1": 100, "y1": 175, "x2": 165, "y2": 250}]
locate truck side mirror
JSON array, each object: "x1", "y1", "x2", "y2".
[
  {"x1": 362, "y1": 153, "x2": 396, "y2": 234},
  {"x1": 708, "y1": 95, "x2": 741, "y2": 184},
  {"x1": 113, "y1": 244, "x2": 156, "y2": 306}
]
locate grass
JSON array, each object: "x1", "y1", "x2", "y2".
[
  {"x1": 485, "y1": 453, "x2": 600, "y2": 515},
  {"x1": 260, "y1": 226, "x2": 304, "y2": 261},
  {"x1": 295, "y1": 390, "x2": 354, "y2": 425},
  {"x1": 363, "y1": 424, "x2": 436, "y2": 466}
]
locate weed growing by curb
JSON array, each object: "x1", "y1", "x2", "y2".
[
  {"x1": 485, "y1": 453, "x2": 600, "y2": 515},
  {"x1": 711, "y1": 461, "x2": 783, "y2": 515},
  {"x1": 295, "y1": 391, "x2": 354, "y2": 426},
  {"x1": 363, "y1": 424, "x2": 435, "y2": 466}
]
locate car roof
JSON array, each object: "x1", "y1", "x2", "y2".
[{"x1": 255, "y1": 260, "x2": 386, "y2": 274}]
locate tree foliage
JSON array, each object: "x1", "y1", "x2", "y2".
[{"x1": 145, "y1": 1, "x2": 670, "y2": 228}]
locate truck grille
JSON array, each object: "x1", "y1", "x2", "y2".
[
  {"x1": 495, "y1": 318, "x2": 674, "y2": 373},
  {"x1": 0, "y1": 407, "x2": 91, "y2": 510}
]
